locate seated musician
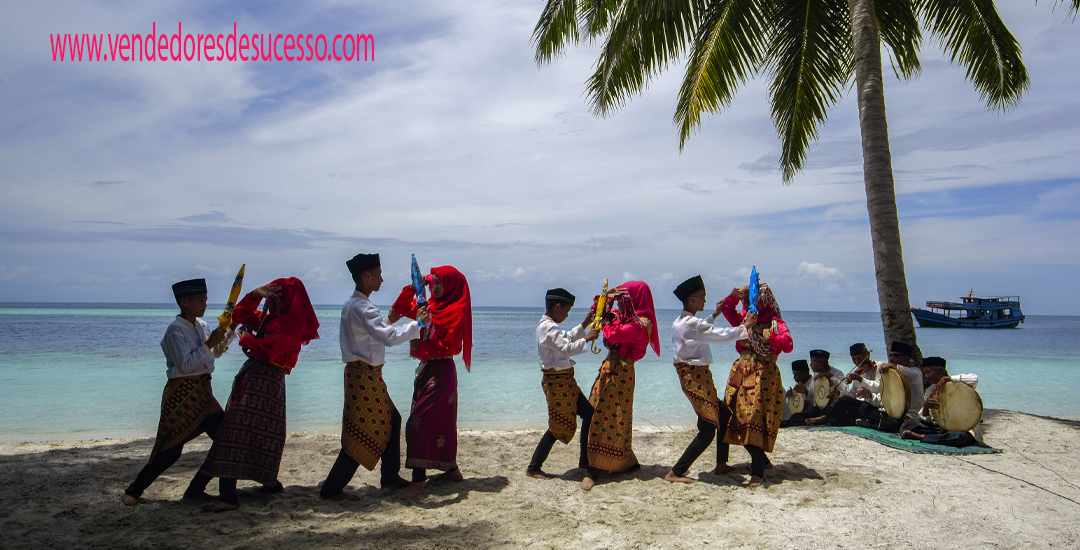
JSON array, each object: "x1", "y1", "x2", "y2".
[
  {"x1": 818, "y1": 343, "x2": 880, "y2": 425},
  {"x1": 901, "y1": 357, "x2": 983, "y2": 447},
  {"x1": 781, "y1": 360, "x2": 813, "y2": 427},
  {"x1": 816, "y1": 342, "x2": 922, "y2": 432},
  {"x1": 802, "y1": 350, "x2": 846, "y2": 425}
]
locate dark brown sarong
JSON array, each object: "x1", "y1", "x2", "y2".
[
  {"x1": 341, "y1": 361, "x2": 395, "y2": 471},
  {"x1": 541, "y1": 368, "x2": 581, "y2": 444},
  {"x1": 675, "y1": 362, "x2": 722, "y2": 428},
  {"x1": 149, "y1": 373, "x2": 223, "y2": 463},
  {"x1": 199, "y1": 359, "x2": 286, "y2": 485},
  {"x1": 586, "y1": 352, "x2": 638, "y2": 472}
]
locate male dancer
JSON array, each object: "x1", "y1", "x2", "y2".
[
  {"x1": 665, "y1": 275, "x2": 752, "y2": 483},
  {"x1": 319, "y1": 253, "x2": 429, "y2": 500},
  {"x1": 122, "y1": 278, "x2": 232, "y2": 505},
  {"x1": 526, "y1": 288, "x2": 600, "y2": 479}
]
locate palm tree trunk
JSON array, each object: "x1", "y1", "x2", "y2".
[{"x1": 848, "y1": 0, "x2": 920, "y2": 359}]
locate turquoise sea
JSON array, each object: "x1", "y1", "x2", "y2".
[{"x1": 1, "y1": 303, "x2": 1078, "y2": 443}]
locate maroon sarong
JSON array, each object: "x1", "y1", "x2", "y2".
[
  {"x1": 404, "y1": 358, "x2": 458, "y2": 471},
  {"x1": 199, "y1": 359, "x2": 287, "y2": 485}
]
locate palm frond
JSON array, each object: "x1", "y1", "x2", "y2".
[
  {"x1": 586, "y1": 0, "x2": 706, "y2": 117},
  {"x1": 765, "y1": 0, "x2": 854, "y2": 181},
  {"x1": 582, "y1": 0, "x2": 625, "y2": 38},
  {"x1": 919, "y1": 0, "x2": 1029, "y2": 111},
  {"x1": 674, "y1": 0, "x2": 769, "y2": 148},
  {"x1": 875, "y1": 0, "x2": 922, "y2": 79},
  {"x1": 533, "y1": 0, "x2": 582, "y2": 65}
]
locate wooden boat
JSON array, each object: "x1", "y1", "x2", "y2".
[{"x1": 910, "y1": 291, "x2": 1025, "y2": 328}]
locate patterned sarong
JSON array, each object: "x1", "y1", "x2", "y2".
[
  {"x1": 199, "y1": 359, "x2": 287, "y2": 485},
  {"x1": 723, "y1": 349, "x2": 784, "y2": 452},
  {"x1": 541, "y1": 368, "x2": 581, "y2": 444},
  {"x1": 149, "y1": 374, "x2": 223, "y2": 463},
  {"x1": 341, "y1": 361, "x2": 395, "y2": 471},
  {"x1": 586, "y1": 353, "x2": 638, "y2": 472},
  {"x1": 405, "y1": 358, "x2": 458, "y2": 471},
  {"x1": 675, "y1": 362, "x2": 722, "y2": 428}
]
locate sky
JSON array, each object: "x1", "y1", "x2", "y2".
[{"x1": 1, "y1": 1, "x2": 1078, "y2": 314}]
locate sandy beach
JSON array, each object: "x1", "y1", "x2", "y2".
[{"x1": 2, "y1": 409, "x2": 1078, "y2": 549}]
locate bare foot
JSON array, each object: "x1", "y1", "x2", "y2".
[
  {"x1": 901, "y1": 430, "x2": 923, "y2": 440},
  {"x1": 712, "y1": 464, "x2": 736, "y2": 475},
  {"x1": 580, "y1": 477, "x2": 596, "y2": 491},
  {"x1": 805, "y1": 416, "x2": 827, "y2": 426},
  {"x1": 121, "y1": 494, "x2": 139, "y2": 506},
  {"x1": 764, "y1": 460, "x2": 775, "y2": 470},
  {"x1": 200, "y1": 501, "x2": 239, "y2": 512},
  {"x1": 526, "y1": 470, "x2": 553, "y2": 480},
  {"x1": 393, "y1": 482, "x2": 426, "y2": 500},
  {"x1": 747, "y1": 475, "x2": 764, "y2": 489},
  {"x1": 182, "y1": 490, "x2": 214, "y2": 500},
  {"x1": 664, "y1": 470, "x2": 695, "y2": 484},
  {"x1": 430, "y1": 469, "x2": 464, "y2": 483},
  {"x1": 320, "y1": 491, "x2": 361, "y2": 501}
]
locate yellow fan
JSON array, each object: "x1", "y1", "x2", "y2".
[
  {"x1": 213, "y1": 264, "x2": 245, "y2": 354},
  {"x1": 590, "y1": 279, "x2": 609, "y2": 354}
]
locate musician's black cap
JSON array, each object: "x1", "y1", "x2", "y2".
[
  {"x1": 346, "y1": 253, "x2": 380, "y2": 276},
  {"x1": 791, "y1": 359, "x2": 810, "y2": 372},
  {"x1": 673, "y1": 275, "x2": 705, "y2": 302},
  {"x1": 172, "y1": 278, "x2": 207, "y2": 298},
  {"x1": 850, "y1": 343, "x2": 869, "y2": 355},
  {"x1": 809, "y1": 349, "x2": 830, "y2": 361},
  {"x1": 545, "y1": 288, "x2": 575, "y2": 306},
  {"x1": 923, "y1": 356, "x2": 947, "y2": 368},
  {"x1": 890, "y1": 341, "x2": 914, "y2": 356}
]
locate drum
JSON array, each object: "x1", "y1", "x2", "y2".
[
  {"x1": 788, "y1": 391, "x2": 806, "y2": 414},
  {"x1": 880, "y1": 367, "x2": 910, "y2": 420},
  {"x1": 813, "y1": 377, "x2": 833, "y2": 409},
  {"x1": 931, "y1": 379, "x2": 983, "y2": 432}
]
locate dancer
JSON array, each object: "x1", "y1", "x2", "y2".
[
  {"x1": 198, "y1": 278, "x2": 320, "y2": 512},
  {"x1": 581, "y1": 281, "x2": 659, "y2": 491},
  {"x1": 717, "y1": 283, "x2": 793, "y2": 488},
  {"x1": 526, "y1": 288, "x2": 601, "y2": 479},
  {"x1": 122, "y1": 278, "x2": 233, "y2": 505},
  {"x1": 665, "y1": 275, "x2": 753, "y2": 483},
  {"x1": 319, "y1": 253, "x2": 430, "y2": 500},
  {"x1": 390, "y1": 266, "x2": 472, "y2": 500}
]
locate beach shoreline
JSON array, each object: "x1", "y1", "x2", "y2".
[{"x1": 2, "y1": 409, "x2": 1079, "y2": 549}]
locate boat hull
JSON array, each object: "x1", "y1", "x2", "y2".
[{"x1": 911, "y1": 309, "x2": 1023, "y2": 328}]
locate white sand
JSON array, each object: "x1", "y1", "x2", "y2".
[{"x1": 2, "y1": 409, "x2": 1079, "y2": 549}]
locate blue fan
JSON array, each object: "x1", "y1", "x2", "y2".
[
  {"x1": 411, "y1": 254, "x2": 428, "y2": 327},
  {"x1": 749, "y1": 266, "x2": 760, "y2": 314}
]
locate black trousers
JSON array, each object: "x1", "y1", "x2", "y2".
[
  {"x1": 319, "y1": 408, "x2": 404, "y2": 497},
  {"x1": 671, "y1": 404, "x2": 733, "y2": 477},
  {"x1": 718, "y1": 442, "x2": 770, "y2": 478},
  {"x1": 527, "y1": 391, "x2": 594, "y2": 472},
  {"x1": 825, "y1": 395, "x2": 863, "y2": 426},
  {"x1": 124, "y1": 412, "x2": 224, "y2": 499}
]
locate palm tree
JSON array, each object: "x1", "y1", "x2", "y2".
[{"x1": 533, "y1": 0, "x2": 1028, "y2": 354}]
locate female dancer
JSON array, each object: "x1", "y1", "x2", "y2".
[
  {"x1": 582, "y1": 281, "x2": 659, "y2": 491},
  {"x1": 718, "y1": 282, "x2": 792, "y2": 488},
  {"x1": 389, "y1": 266, "x2": 472, "y2": 500},
  {"x1": 198, "y1": 278, "x2": 320, "y2": 511}
]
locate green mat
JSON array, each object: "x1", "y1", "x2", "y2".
[{"x1": 790, "y1": 425, "x2": 1002, "y2": 455}]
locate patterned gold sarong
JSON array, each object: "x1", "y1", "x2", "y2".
[
  {"x1": 586, "y1": 353, "x2": 638, "y2": 472},
  {"x1": 342, "y1": 362, "x2": 396, "y2": 471},
  {"x1": 149, "y1": 373, "x2": 223, "y2": 463},
  {"x1": 723, "y1": 349, "x2": 784, "y2": 452},
  {"x1": 541, "y1": 368, "x2": 581, "y2": 444},
  {"x1": 675, "y1": 362, "x2": 722, "y2": 427}
]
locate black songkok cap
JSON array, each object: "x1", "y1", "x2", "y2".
[
  {"x1": 346, "y1": 253, "x2": 381, "y2": 276},
  {"x1": 545, "y1": 288, "x2": 575, "y2": 306},
  {"x1": 850, "y1": 343, "x2": 869, "y2": 356},
  {"x1": 172, "y1": 278, "x2": 207, "y2": 298},
  {"x1": 791, "y1": 359, "x2": 810, "y2": 372},
  {"x1": 890, "y1": 341, "x2": 914, "y2": 356},
  {"x1": 673, "y1": 275, "x2": 706, "y2": 302},
  {"x1": 809, "y1": 349, "x2": 830, "y2": 361},
  {"x1": 923, "y1": 356, "x2": 947, "y2": 368}
]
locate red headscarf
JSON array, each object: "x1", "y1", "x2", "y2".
[
  {"x1": 615, "y1": 281, "x2": 660, "y2": 356},
  {"x1": 233, "y1": 277, "x2": 320, "y2": 374},
  {"x1": 392, "y1": 265, "x2": 473, "y2": 371}
]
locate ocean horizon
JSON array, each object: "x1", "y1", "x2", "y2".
[{"x1": 2, "y1": 302, "x2": 1078, "y2": 443}]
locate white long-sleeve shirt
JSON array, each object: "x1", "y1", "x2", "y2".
[
  {"x1": 893, "y1": 364, "x2": 925, "y2": 415},
  {"x1": 340, "y1": 290, "x2": 421, "y2": 366},
  {"x1": 672, "y1": 312, "x2": 748, "y2": 366},
  {"x1": 162, "y1": 316, "x2": 226, "y2": 379},
  {"x1": 537, "y1": 315, "x2": 590, "y2": 371},
  {"x1": 845, "y1": 362, "x2": 882, "y2": 406}
]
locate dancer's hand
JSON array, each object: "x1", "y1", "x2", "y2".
[
  {"x1": 417, "y1": 306, "x2": 430, "y2": 326},
  {"x1": 253, "y1": 284, "x2": 280, "y2": 298}
]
